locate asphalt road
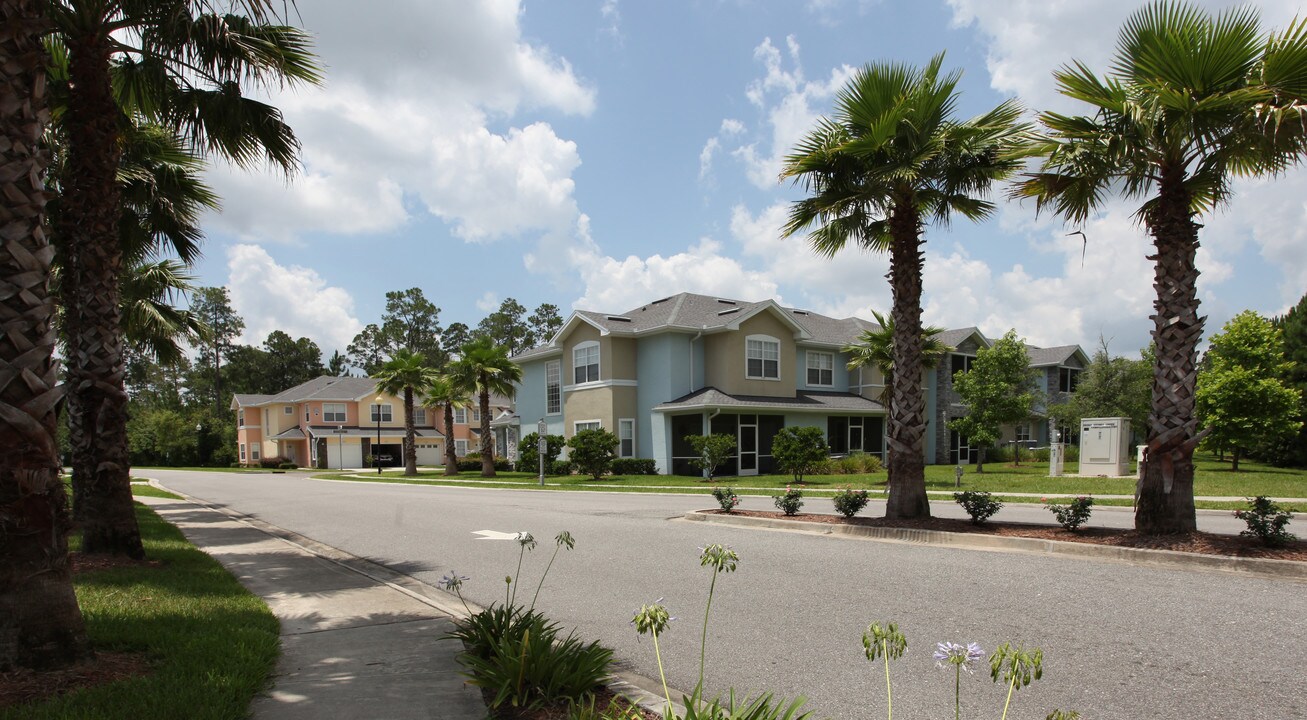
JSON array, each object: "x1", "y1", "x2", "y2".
[{"x1": 148, "y1": 470, "x2": 1306, "y2": 720}]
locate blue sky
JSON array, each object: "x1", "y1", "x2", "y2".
[{"x1": 192, "y1": 0, "x2": 1307, "y2": 360}]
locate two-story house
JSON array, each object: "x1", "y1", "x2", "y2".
[{"x1": 231, "y1": 375, "x2": 513, "y2": 469}]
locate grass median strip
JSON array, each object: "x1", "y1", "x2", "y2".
[{"x1": 2, "y1": 503, "x2": 279, "y2": 720}]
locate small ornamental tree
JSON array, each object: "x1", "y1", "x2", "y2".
[
  {"x1": 771, "y1": 426, "x2": 829, "y2": 483},
  {"x1": 519, "y1": 432, "x2": 566, "y2": 473},
  {"x1": 687, "y1": 434, "x2": 737, "y2": 481},
  {"x1": 568, "y1": 428, "x2": 619, "y2": 480},
  {"x1": 948, "y1": 330, "x2": 1038, "y2": 473}
]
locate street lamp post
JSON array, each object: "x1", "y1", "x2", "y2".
[
  {"x1": 537, "y1": 418, "x2": 547, "y2": 486},
  {"x1": 195, "y1": 422, "x2": 204, "y2": 466},
  {"x1": 375, "y1": 395, "x2": 383, "y2": 474}
]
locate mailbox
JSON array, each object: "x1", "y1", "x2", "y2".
[{"x1": 1079, "y1": 417, "x2": 1131, "y2": 476}]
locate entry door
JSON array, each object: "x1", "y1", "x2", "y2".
[{"x1": 738, "y1": 419, "x2": 758, "y2": 476}]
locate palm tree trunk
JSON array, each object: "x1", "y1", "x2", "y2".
[
  {"x1": 0, "y1": 0, "x2": 92, "y2": 669},
  {"x1": 59, "y1": 30, "x2": 143, "y2": 558},
  {"x1": 884, "y1": 195, "x2": 930, "y2": 519},
  {"x1": 403, "y1": 387, "x2": 417, "y2": 476},
  {"x1": 443, "y1": 405, "x2": 458, "y2": 475},
  {"x1": 1137, "y1": 168, "x2": 1201, "y2": 534},
  {"x1": 479, "y1": 375, "x2": 494, "y2": 477}
]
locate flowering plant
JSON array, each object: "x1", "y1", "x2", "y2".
[
  {"x1": 1045, "y1": 496, "x2": 1094, "y2": 532},
  {"x1": 773, "y1": 486, "x2": 804, "y2": 516},
  {"x1": 711, "y1": 486, "x2": 741, "y2": 513}
]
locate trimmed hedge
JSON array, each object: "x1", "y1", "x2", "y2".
[
  {"x1": 611, "y1": 458, "x2": 657, "y2": 475},
  {"x1": 456, "y1": 458, "x2": 514, "y2": 472}
]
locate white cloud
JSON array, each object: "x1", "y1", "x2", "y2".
[
  {"x1": 600, "y1": 0, "x2": 622, "y2": 42},
  {"x1": 571, "y1": 238, "x2": 781, "y2": 312},
  {"x1": 476, "y1": 292, "x2": 500, "y2": 312},
  {"x1": 203, "y1": 0, "x2": 595, "y2": 246},
  {"x1": 225, "y1": 244, "x2": 363, "y2": 353},
  {"x1": 698, "y1": 138, "x2": 720, "y2": 181}
]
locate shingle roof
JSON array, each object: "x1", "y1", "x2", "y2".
[
  {"x1": 232, "y1": 393, "x2": 276, "y2": 407},
  {"x1": 1025, "y1": 344, "x2": 1083, "y2": 367},
  {"x1": 938, "y1": 327, "x2": 989, "y2": 350},
  {"x1": 653, "y1": 387, "x2": 885, "y2": 413},
  {"x1": 307, "y1": 425, "x2": 444, "y2": 438},
  {"x1": 266, "y1": 376, "x2": 380, "y2": 403}
]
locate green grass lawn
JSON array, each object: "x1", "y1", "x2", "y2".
[
  {"x1": 315, "y1": 453, "x2": 1307, "y2": 511},
  {"x1": 129, "y1": 484, "x2": 183, "y2": 500},
  {"x1": 2, "y1": 503, "x2": 279, "y2": 720}
]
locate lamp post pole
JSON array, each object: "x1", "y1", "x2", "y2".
[
  {"x1": 376, "y1": 395, "x2": 383, "y2": 474},
  {"x1": 537, "y1": 418, "x2": 547, "y2": 486}
]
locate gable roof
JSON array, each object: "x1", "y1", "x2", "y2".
[
  {"x1": 1025, "y1": 344, "x2": 1090, "y2": 368},
  {"x1": 938, "y1": 327, "x2": 990, "y2": 352}
]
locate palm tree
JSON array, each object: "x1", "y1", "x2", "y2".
[
  {"x1": 373, "y1": 350, "x2": 440, "y2": 477},
  {"x1": 781, "y1": 53, "x2": 1027, "y2": 519},
  {"x1": 844, "y1": 310, "x2": 954, "y2": 418},
  {"x1": 0, "y1": 0, "x2": 91, "y2": 670},
  {"x1": 44, "y1": 1, "x2": 320, "y2": 556},
  {"x1": 450, "y1": 338, "x2": 523, "y2": 477},
  {"x1": 422, "y1": 375, "x2": 472, "y2": 476},
  {"x1": 1014, "y1": 1, "x2": 1307, "y2": 534}
]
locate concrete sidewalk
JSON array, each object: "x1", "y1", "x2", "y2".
[{"x1": 138, "y1": 496, "x2": 485, "y2": 720}]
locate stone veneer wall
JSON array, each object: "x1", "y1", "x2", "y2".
[{"x1": 933, "y1": 337, "x2": 984, "y2": 464}]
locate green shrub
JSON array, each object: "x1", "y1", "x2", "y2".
[
  {"x1": 519, "y1": 432, "x2": 566, "y2": 472},
  {"x1": 954, "y1": 491, "x2": 1003, "y2": 525},
  {"x1": 278, "y1": 462, "x2": 298, "y2": 470},
  {"x1": 457, "y1": 458, "x2": 513, "y2": 472},
  {"x1": 230, "y1": 462, "x2": 242, "y2": 468},
  {"x1": 611, "y1": 458, "x2": 657, "y2": 475},
  {"x1": 711, "y1": 486, "x2": 741, "y2": 512},
  {"x1": 771, "y1": 426, "x2": 829, "y2": 483},
  {"x1": 447, "y1": 604, "x2": 613, "y2": 711},
  {"x1": 568, "y1": 428, "x2": 619, "y2": 480},
  {"x1": 1234, "y1": 496, "x2": 1297, "y2": 547},
  {"x1": 1045, "y1": 496, "x2": 1094, "y2": 532},
  {"x1": 549, "y1": 459, "x2": 574, "y2": 476},
  {"x1": 258, "y1": 455, "x2": 290, "y2": 468},
  {"x1": 773, "y1": 486, "x2": 803, "y2": 516},
  {"x1": 687, "y1": 433, "x2": 737, "y2": 481},
  {"x1": 832, "y1": 487, "x2": 870, "y2": 518}
]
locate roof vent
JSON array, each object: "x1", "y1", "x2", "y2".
[
  {"x1": 651, "y1": 297, "x2": 670, "y2": 305},
  {"x1": 717, "y1": 307, "x2": 740, "y2": 316},
  {"x1": 606, "y1": 315, "x2": 632, "y2": 322},
  {"x1": 792, "y1": 310, "x2": 809, "y2": 316},
  {"x1": 716, "y1": 299, "x2": 737, "y2": 305}
]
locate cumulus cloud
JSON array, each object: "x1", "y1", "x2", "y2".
[
  {"x1": 225, "y1": 244, "x2": 363, "y2": 353},
  {"x1": 571, "y1": 238, "x2": 781, "y2": 312},
  {"x1": 203, "y1": 0, "x2": 595, "y2": 246},
  {"x1": 600, "y1": 0, "x2": 622, "y2": 42}
]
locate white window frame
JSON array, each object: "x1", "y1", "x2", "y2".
[
  {"x1": 240, "y1": 443, "x2": 246, "y2": 461},
  {"x1": 618, "y1": 418, "x2": 635, "y2": 458},
  {"x1": 574, "y1": 419, "x2": 602, "y2": 434},
  {"x1": 806, "y1": 351, "x2": 834, "y2": 387},
  {"x1": 238, "y1": 409, "x2": 245, "y2": 427},
  {"x1": 412, "y1": 408, "x2": 426, "y2": 425},
  {"x1": 573, "y1": 341, "x2": 600, "y2": 384},
  {"x1": 545, "y1": 360, "x2": 561, "y2": 414},
  {"x1": 1016, "y1": 424, "x2": 1031, "y2": 443},
  {"x1": 323, "y1": 403, "x2": 347, "y2": 423},
  {"x1": 370, "y1": 403, "x2": 393, "y2": 423},
  {"x1": 251, "y1": 445, "x2": 260, "y2": 460},
  {"x1": 745, "y1": 335, "x2": 780, "y2": 380},
  {"x1": 454, "y1": 408, "x2": 467, "y2": 425},
  {"x1": 472, "y1": 409, "x2": 481, "y2": 423},
  {"x1": 455, "y1": 439, "x2": 468, "y2": 456},
  {"x1": 284, "y1": 405, "x2": 294, "y2": 415}
]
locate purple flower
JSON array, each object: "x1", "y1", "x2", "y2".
[
  {"x1": 934, "y1": 641, "x2": 984, "y2": 672},
  {"x1": 438, "y1": 572, "x2": 469, "y2": 592}
]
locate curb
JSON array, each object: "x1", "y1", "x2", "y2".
[
  {"x1": 683, "y1": 510, "x2": 1307, "y2": 582},
  {"x1": 145, "y1": 478, "x2": 685, "y2": 719}
]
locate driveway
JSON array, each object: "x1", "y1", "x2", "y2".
[{"x1": 146, "y1": 470, "x2": 1307, "y2": 720}]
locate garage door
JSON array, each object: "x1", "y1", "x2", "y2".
[
  {"x1": 327, "y1": 442, "x2": 363, "y2": 469},
  {"x1": 416, "y1": 442, "x2": 441, "y2": 467}
]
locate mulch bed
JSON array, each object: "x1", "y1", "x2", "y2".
[
  {"x1": 0, "y1": 652, "x2": 150, "y2": 708},
  {"x1": 482, "y1": 685, "x2": 659, "y2": 720},
  {"x1": 71, "y1": 552, "x2": 164, "y2": 574},
  {"x1": 706, "y1": 509, "x2": 1307, "y2": 562}
]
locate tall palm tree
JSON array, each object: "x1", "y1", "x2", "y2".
[
  {"x1": 373, "y1": 350, "x2": 440, "y2": 477},
  {"x1": 0, "y1": 0, "x2": 90, "y2": 671},
  {"x1": 781, "y1": 53, "x2": 1027, "y2": 519},
  {"x1": 450, "y1": 338, "x2": 523, "y2": 477},
  {"x1": 44, "y1": 1, "x2": 320, "y2": 556},
  {"x1": 1015, "y1": 1, "x2": 1307, "y2": 534},
  {"x1": 422, "y1": 375, "x2": 471, "y2": 476},
  {"x1": 844, "y1": 309, "x2": 954, "y2": 417}
]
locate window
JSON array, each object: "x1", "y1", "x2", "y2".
[
  {"x1": 412, "y1": 408, "x2": 426, "y2": 425},
  {"x1": 472, "y1": 409, "x2": 481, "y2": 423},
  {"x1": 284, "y1": 406, "x2": 294, "y2": 415},
  {"x1": 746, "y1": 336, "x2": 780, "y2": 379},
  {"x1": 238, "y1": 409, "x2": 245, "y2": 427},
  {"x1": 323, "y1": 403, "x2": 347, "y2": 423},
  {"x1": 305, "y1": 408, "x2": 310, "y2": 421},
  {"x1": 454, "y1": 408, "x2": 467, "y2": 424},
  {"x1": 370, "y1": 404, "x2": 393, "y2": 423},
  {"x1": 619, "y1": 419, "x2": 635, "y2": 458},
  {"x1": 239, "y1": 443, "x2": 246, "y2": 461},
  {"x1": 546, "y1": 360, "x2": 561, "y2": 414},
  {"x1": 573, "y1": 342, "x2": 600, "y2": 384},
  {"x1": 1016, "y1": 424, "x2": 1031, "y2": 443},
  {"x1": 264, "y1": 408, "x2": 269, "y2": 427},
  {"x1": 1059, "y1": 367, "x2": 1080, "y2": 393},
  {"x1": 455, "y1": 439, "x2": 468, "y2": 456},
  {"x1": 251, "y1": 445, "x2": 260, "y2": 460},
  {"x1": 574, "y1": 420, "x2": 601, "y2": 434},
  {"x1": 951, "y1": 354, "x2": 975, "y2": 377},
  {"x1": 807, "y1": 351, "x2": 834, "y2": 386}
]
